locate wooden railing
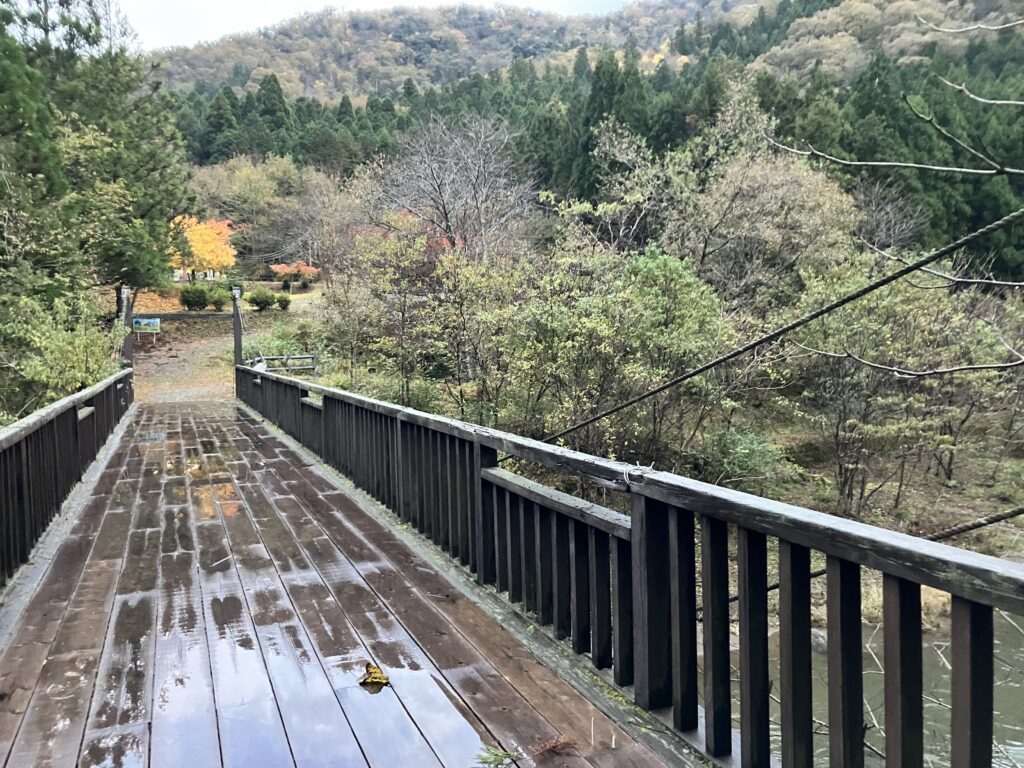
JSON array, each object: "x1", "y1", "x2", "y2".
[
  {"x1": 237, "y1": 365, "x2": 1024, "y2": 768},
  {"x1": 0, "y1": 369, "x2": 133, "y2": 586}
]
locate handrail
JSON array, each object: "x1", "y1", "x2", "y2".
[
  {"x1": 236, "y1": 364, "x2": 1022, "y2": 765},
  {"x1": 237, "y1": 366, "x2": 1024, "y2": 614},
  {"x1": 0, "y1": 368, "x2": 133, "y2": 452}
]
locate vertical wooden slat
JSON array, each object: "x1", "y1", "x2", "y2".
[
  {"x1": 507, "y1": 493, "x2": 523, "y2": 604},
  {"x1": 827, "y1": 556, "x2": 864, "y2": 768},
  {"x1": 779, "y1": 541, "x2": 813, "y2": 768},
  {"x1": 569, "y1": 520, "x2": 591, "y2": 654},
  {"x1": 951, "y1": 597, "x2": 994, "y2": 768},
  {"x1": 611, "y1": 535, "x2": 633, "y2": 686},
  {"x1": 494, "y1": 485, "x2": 509, "y2": 593},
  {"x1": 522, "y1": 500, "x2": 539, "y2": 615},
  {"x1": 884, "y1": 575, "x2": 923, "y2": 768},
  {"x1": 473, "y1": 443, "x2": 498, "y2": 585},
  {"x1": 702, "y1": 515, "x2": 731, "y2": 756},
  {"x1": 588, "y1": 528, "x2": 612, "y2": 670},
  {"x1": 552, "y1": 512, "x2": 571, "y2": 640},
  {"x1": 632, "y1": 494, "x2": 671, "y2": 711},
  {"x1": 536, "y1": 505, "x2": 552, "y2": 626},
  {"x1": 739, "y1": 528, "x2": 769, "y2": 767},
  {"x1": 668, "y1": 507, "x2": 697, "y2": 732}
]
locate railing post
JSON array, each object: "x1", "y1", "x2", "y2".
[
  {"x1": 232, "y1": 287, "x2": 244, "y2": 367},
  {"x1": 631, "y1": 493, "x2": 672, "y2": 710},
  {"x1": 473, "y1": 440, "x2": 498, "y2": 585},
  {"x1": 120, "y1": 285, "x2": 133, "y2": 365}
]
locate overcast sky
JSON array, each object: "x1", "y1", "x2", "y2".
[{"x1": 119, "y1": 0, "x2": 631, "y2": 50}]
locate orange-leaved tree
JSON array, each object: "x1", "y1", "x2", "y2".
[{"x1": 169, "y1": 216, "x2": 237, "y2": 278}]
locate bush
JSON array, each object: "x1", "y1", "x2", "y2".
[
  {"x1": 245, "y1": 287, "x2": 277, "y2": 312},
  {"x1": 299, "y1": 276, "x2": 311, "y2": 290},
  {"x1": 179, "y1": 284, "x2": 209, "y2": 311},
  {"x1": 208, "y1": 287, "x2": 231, "y2": 311},
  {"x1": 276, "y1": 293, "x2": 291, "y2": 310},
  {"x1": 281, "y1": 279, "x2": 291, "y2": 292},
  {"x1": 694, "y1": 427, "x2": 795, "y2": 495}
]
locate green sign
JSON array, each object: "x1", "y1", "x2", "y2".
[{"x1": 132, "y1": 317, "x2": 160, "y2": 334}]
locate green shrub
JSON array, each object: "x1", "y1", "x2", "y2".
[
  {"x1": 208, "y1": 287, "x2": 231, "y2": 311},
  {"x1": 694, "y1": 427, "x2": 795, "y2": 495},
  {"x1": 299, "y1": 276, "x2": 311, "y2": 290},
  {"x1": 245, "y1": 287, "x2": 277, "y2": 311},
  {"x1": 276, "y1": 293, "x2": 291, "y2": 311},
  {"x1": 281, "y1": 279, "x2": 291, "y2": 292},
  {"x1": 179, "y1": 284, "x2": 209, "y2": 311}
]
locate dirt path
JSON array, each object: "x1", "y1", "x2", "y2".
[{"x1": 133, "y1": 328, "x2": 234, "y2": 403}]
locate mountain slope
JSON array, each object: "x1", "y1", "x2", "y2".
[{"x1": 155, "y1": 0, "x2": 734, "y2": 100}]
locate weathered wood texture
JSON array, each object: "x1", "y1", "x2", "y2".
[
  {"x1": 0, "y1": 403, "x2": 660, "y2": 768},
  {"x1": 237, "y1": 367, "x2": 1023, "y2": 768}
]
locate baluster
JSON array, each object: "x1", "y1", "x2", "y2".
[
  {"x1": 739, "y1": 528, "x2": 769, "y2": 766},
  {"x1": 632, "y1": 494, "x2": 671, "y2": 711},
  {"x1": 611, "y1": 536, "x2": 633, "y2": 686},
  {"x1": 570, "y1": 520, "x2": 591, "y2": 654},
  {"x1": 494, "y1": 485, "x2": 509, "y2": 593},
  {"x1": 827, "y1": 556, "x2": 863, "y2": 768},
  {"x1": 884, "y1": 575, "x2": 923, "y2": 768},
  {"x1": 533, "y1": 503, "x2": 550, "y2": 621},
  {"x1": 668, "y1": 506, "x2": 697, "y2": 731},
  {"x1": 507, "y1": 493, "x2": 523, "y2": 604},
  {"x1": 588, "y1": 528, "x2": 612, "y2": 669},
  {"x1": 951, "y1": 597, "x2": 993, "y2": 768},
  {"x1": 779, "y1": 541, "x2": 813, "y2": 768},
  {"x1": 473, "y1": 442, "x2": 497, "y2": 584},
  {"x1": 552, "y1": 512, "x2": 571, "y2": 639},
  {"x1": 702, "y1": 515, "x2": 731, "y2": 756}
]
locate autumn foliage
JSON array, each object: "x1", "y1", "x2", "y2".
[
  {"x1": 270, "y1": 261, "x2": 320, "y2": 280},
  {"x1": 170, "y1": 215, "x2": 237, "y2": 274}
]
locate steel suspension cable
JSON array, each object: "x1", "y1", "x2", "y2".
[{"x1": 540, "y1": 206, "x2": 1024, "y2": 445}]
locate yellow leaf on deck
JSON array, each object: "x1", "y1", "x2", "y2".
[{"x1": 359, "y1": 662, "x2": 390, "y2": 688}]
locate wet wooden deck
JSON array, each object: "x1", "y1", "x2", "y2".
[{"x1": 0, "y1": 403, "x2": 665, "y2": 768}]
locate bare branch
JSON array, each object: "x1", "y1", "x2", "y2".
[
  {"x1": 900, "y1": 94, "x2": 1022, "y2": 174},
  {"x1": 858, "y1": 237, "x2": 1024, "y2": 289},
  {"x1": 916, "y1": 14, "x2": 1024, "y2": 34},
  {"x1": 793, "y1": 340, "x2": 1024, "y2": 379},
  {"x1": 766, "y1": 135, "x2": 1003, "y2": 176},
  {"x1": 935, "y1": 75, "x2": 1024, "y2": 107}
]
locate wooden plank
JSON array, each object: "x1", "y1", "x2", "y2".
[
  {"x1": 552, "y1": 511, "x2": 571, "y2": 640},
  {"x1": 738, "y1": 528, "x2": 769, "y2": 767},
  {"x1": 588, "y1": 528, "x2": 612, "y2": 670},
  {"x1": 883, "y1": 575, "x2": 923, "y2": 768},
  {"x1": 779, "y1": 540, "x2": 813, "y2": 768},
  {"x1": 668, "y1": 506, "x2": 697, "y2": 731},
  {"x1": 523, "y1": 499, "x2": 539, "y2": 615},
  {"x1": 506, "y1": 492, "x2": 523, "y2": 604},
  {"x1": 611, "y1": 536, "x2": 633, "y2": 687},
  {"x1": 494, "y1": 485, "x2": 509, "y2": 593},
  {"x1": 827, "y1": 556, "x2": 863, "y2": 768},
  {"x1": 951, "y1": 597, "x2": 993, "y2": 768},
  {"x1": 701, "y1": 515, "x2": 731, "y2": 757},
  {"x1": 631, "y1": 494, "x2": 671, "y2": 711},
  {"x1": 569, "y1": 519, "x2": 591, "y2": 654},
  {"x1": 534, "y1": 502, "x2": 552, "y2": 623}
]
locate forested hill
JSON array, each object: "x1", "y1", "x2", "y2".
[{"x1": 155, "y1": 0, "x2": 722, "y2": 99}]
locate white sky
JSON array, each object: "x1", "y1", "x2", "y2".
[{"x1": 120, "y1": 0, "x2": 631, "y2": 50}]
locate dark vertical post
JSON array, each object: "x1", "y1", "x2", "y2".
[
  {"x1": 588, "y1": 528, "x2": 612, "y2": 670},
  {"x1": 120, "y1": 285, "x2": 134, "y2": 365},
  {"x1": 739, "y1": 528, "x2": 769, "y2": 767},
  {"x1": 232, "y1": 287, "x2": 244, "y2": 366},
  {"x1": 884, "y1": 575, "x2": 923, "y2": 768},
  {"x1": 951, "y1": 597, "x2": 994, "y2": 768},
  {"x1": 702, "y1": 515, "x2": 731, "y2": 756},
  {"x1": 552, "y1": 513, "x2": 572, "y2": 640},
  {"x1": 569, "y1": 520, "x2": 591, "y2": 654},
  {"x1": 668, "y1": 507, "x2": 697, "y2": 732},
  {"x1": 779, "y1": 541, "x2": 813, "y2": 768},
  {"x1": 827, "y1": 557, "x2": 864, "y2": 768},
  {"x1": 611, "y1": 536, "x2": 633, "y2": 686},
  {"x1": 507, "y1": 494, "x2": 523, "y2": 604},
  {"x1": 631, "y1": 494, "x2": 671, "y2": 711},
  {"x1": 473, "y1": 441, "x2": 498, "y2": 585}
]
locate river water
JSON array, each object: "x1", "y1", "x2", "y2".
[{"x1": 755, "y1": 612, "x2": 1024, "y2": 765}]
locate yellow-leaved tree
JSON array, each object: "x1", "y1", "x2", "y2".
[{"x1": 169, "y1": 215, "x2": 237, "y2": 278}]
